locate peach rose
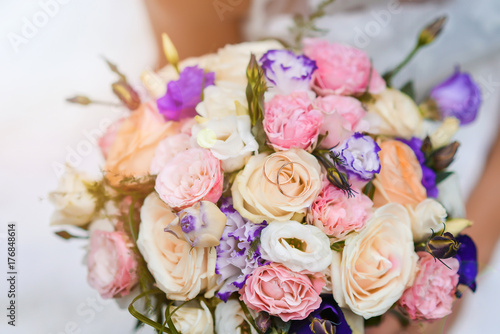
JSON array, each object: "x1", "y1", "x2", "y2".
[
  {"x1": 372, "y1": 140, "x2": 427, "y2": 207},
  {"x1": 150, "y1": 133, "x2": 192, "y2": 175},
  {"x1": 137, "y1": 193, "x2": 219, "y2": 301},
  {"x1": 331, "y1": 203, "x2": 418, "y2": 319},
  {"x1": 231, "y1": 149, "x2": 322, "y2": 223},
  {"x1": 98, "y1": 118, "x2": 124, "y2": 159},
  {"x1": 155, "y1": 148, "x2": 223, "y2": 210},
  {"x1": 240, "y1": 263, "x2": 324, "y2": 321},
  {"x1": 104, "y1": 103, "x2": 181, "y2": 187}
]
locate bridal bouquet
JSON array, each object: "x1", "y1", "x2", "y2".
[{"x1": 50, "y1": 16, "x2": 480, "y2": 334}]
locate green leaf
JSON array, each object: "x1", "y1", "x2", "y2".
[
  {"x1": 435, "y1": 171, "x2": 454, "y2": 184},
  {"x1": 54, "y1": 230, "x2": 87, "y2": 240},
  {"x1": 362, "y1": 179, "x2": 376, "y2": 200},
  {"x1": 364, "y1": 315, "x2": 383, "y2": 327},
  {"x1": 400, "y1": 80, "x2": 416, "y2": 100},
  {"x1": 128, "y1": 289, "x2": 172, "y2": 333}
]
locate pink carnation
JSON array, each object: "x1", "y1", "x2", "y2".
[
  {"x1": 240, "y1": 263, "x2": 324, "y2": 322},
  {"x1": 307, "y1": 181, "x2": 372, "y2": 239},
  {"x1": 314, "y1": 95, "x2": 369, "y2": 149},
  {"x1": 150, "y1": 133, "x2": 192, "y2": 175},
  {"x1": 263, "y1": 92, "x2": 323, "y2": 151},
  {"x1": 399, "y1": 251, "x2": 459, "y2": 320},
  {"x1": 98, "y1": 118, "x2": 124, "y2": 159},
  {"x1": 87, "y1": 230, "x2": 138, "y2": 299},
  {"x1": 155, "y1": 148, "x2": 223, "y2": 210},
  {"x1": 303, "y1": 38, "x2": 386, "y2": 96}
]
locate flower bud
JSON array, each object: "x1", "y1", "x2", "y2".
[
  {"x1": 430, "y1": 117, "x2": 460, "y2": 149},
  {"x1": 430, "y1": 141, "x2": 460, "y2": 171},
  {"x1": 418, "y1": 16, "x2": 447, "y2": 46},
  {"x1": 426, "y1": 231, "x2": 460, "y2": 259},
  {"x1": 112, "y1": 81, "x2": 141, "y2": 111},
  {"x1": 255, "y1": 312, "x2": 272, "y2": 333},
  {"x1": 165, "y1": 201, "x2": 227, "y2": 248},
  {"x1": 67, "y1": 95, "x2": 93, "y2": 106},
  {"x1": 162, "y1": 32, "x2": 179, "y2": 71},
  {"x1": 444, "y1": 218, "x2": 473, "y2": 236},
  {"x1": 310, "y1": 318, "x2": 336, "y2": 334}
]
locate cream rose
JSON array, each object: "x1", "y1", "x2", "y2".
[
  {"x1": 49, "y1": 168, "x2": 96, "y2": 226},
  {"x1": 215, "y1": 299, "x2": 257, "y2": 334},
  {"x1": 231, "y1": 149, "x2": 322, "y2": 223},
  {"x1": 365, "y1": 88, "x2": 422, "y2": 139},
  {"x1": 192, "y1": 115, "x2": 258, "y2": 172},
  {"x1": 195, "y1": 81, "x2": 248, "y2": 119},
  {"x1": 260, "y1": 221, "x2": 331, "y2": 272},
  {"x1": 137, "y1": 193, "x2": 219, "y2": 300},
  {"x1": 170, "y1": 301, "x2": 213, "y2": 334},
  {"x1": 331, "y1": 203, "x2": 418, "y2": 319},
  {"x1": 407, "y1": 199, "x2": 447, "y2": 242}
]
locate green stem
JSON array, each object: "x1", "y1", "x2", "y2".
[
  {"x1": 383, "y1": 43, "x2": 421, "y2": 86},
  {"x1": 238, "y1": 299, "x2": 264, "y2": 334},
  {"x1": 128, "y1": 196, "x2": 138, "y2": 241}
]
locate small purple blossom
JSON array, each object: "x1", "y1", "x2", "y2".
[
  {"x1": 215, "y1": 198, "x2": 267, "y2": 302},
  {"x1": 260, "y1": 50, "x2": 317, "y2": 95},
  {"x1": 430, "y1": 67, "x2": 481, "y2": 125},
  {"x1": 455, "y1": 234, "x2": 478, "y2": 296},
  {"x1": 398, "y1": 137, "x2": 439, "y2": 198},
  {"x1": 157, "y1": 66, "x2": 215, "y2": 121},
  {"x1": 335, "y1": 133, "x2": 381, "y2": 181},
  {"x1": 179, "y1": 215, "x2": 196, "y2": 234}
]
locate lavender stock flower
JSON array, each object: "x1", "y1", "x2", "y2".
[
  {"x1": 430, "y1": 67, "x2": 481, "y2": 125},
  {"x1": 335, "y1": 133, "x2": 381, "y2": 181},
  {"x1": 260, "y1": 50, "x2": 317, "y2": 95},
  {"x1": 215, "y1": 199, "x2": 267, "y2": 302},
  {"x1": 157, "y1": 66, "x2": 215, "y2": 121}
]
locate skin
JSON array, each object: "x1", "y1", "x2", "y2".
[{"x1": 144, "y1": 2, "x2": 500, "y2": 332}]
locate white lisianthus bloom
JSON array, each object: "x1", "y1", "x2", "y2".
[
  {"x1": 407, "y1": 199, "x2": 447, "y2": 242},
  {"x1": 195, "y1": 81, "x2": 248, "y2": 119},
  {"x1": 260, "y1": 221, "x2": 331, "y2": 272},
  {"x1": 49, "y1": 168, "x2": 97, "y2": 227},
  {"x1": 365, "y1": 88, "x2": 423, "y2": 139},
  {"x1": 137, "y1": 193, "x2": 220, "y2": 301},
  {"x1": 332, "y1": 203, "x2": 418, "y2": 319},
  {"x1": 215, "y1": 299, "x2": 257, "y2": 334},
  {"x1": 192, "y1": 115, "x2": 258, "y2": 172},
  {"x1": 171, "y1": 301, "x2": 214, "y2": 334}
]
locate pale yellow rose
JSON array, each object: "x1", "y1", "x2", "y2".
[
  {"x1": 366, "y1": 88, "x2": 423, "y2": 138},
  {"x1": 170, "y1": 301, "x2": 213, "y2": 334},
  {"x1": 137, "y1": 193, "x2": 219, "y2": 301},
  {"x1": 331, "y1": 203, "x2": 418, "y2": 319},
  {"x1": 231, "y1": 149, "x2": 322, "y2": 223},
  {"x1": 104, "y1": 103, "x2": 181, "y2": 188},
  {"x1": 407, "y1": 199, "x2": 447, "y2": 242},
  {"x1": 195, "y1": 81, "x2": 248, "y2": 120}
]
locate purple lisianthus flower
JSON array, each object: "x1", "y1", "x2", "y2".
[
  {"x1": 455, "y1": 234, "x2": 478, "y2": 296},
  {"x1": 290, "y1": 295, "x2": 352, "y2": 334},
  {"x1": 430, "y1": 67, "x2": 481, "y2": 125},
  {"x1": 398, "y1": 137, "x2": 439, "y2": 198},
  {"x1": 157, "y1": 66, "x2": 215, "y2": 121},
  {"x1": 335, "y1": 133, "x2": 381, "y2": 181},
  {"x1": 215, "y1": 198, "x2": 267, "y2": 302},
  {"x1": 260, "y1": 50, "x2": 317, "y2": 95}
]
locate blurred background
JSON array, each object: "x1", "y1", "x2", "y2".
[{"x1": 1, "y1": 0, "x2": 499, "y2": 333}]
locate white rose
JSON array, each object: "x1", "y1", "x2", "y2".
[
  {"x1": 437, "y1": 173, "x2": 466, "y2": 219},
  {"x1": 195, "y1": 81, "x2": 248, "y2": 119},
  {"x1": 192, "y1": 115, "x2": 258, "y2": 172},
  {"x1": 49, "y1": 168, "x2": 97, "y2": 226},
  {"x1": 260, "y1": 221, "x2": 331, "y2": 272},
  {"x1": 171, "y1": 301, "x2": 213, "y2": 334},
  {"x1": 215, "y1": 299, "x2": 257, "y2": 334},
  {"x1": 407, "y1": 199, "x2": 447, "y2": 242},
  {"x1": 206, "y1": 40, "x2": 284, "y2": 85},
  {"x1": 331, "y1": 203, "x2": 418, "y2": 319},
  {"x1": 137, "y1": 193, "x2": 219, "y2": 301},
  {"x1": 365, "y1": 88, "x2": 423, "y2": 139}
]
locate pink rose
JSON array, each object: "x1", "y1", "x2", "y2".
[
  {"x1": 314, "y1": 95, "x2": 369, "y2": 149},
  {"x1": 87, "y1": 230, "x2": 138, "y2": 299},
  {"x1": 155, "y1": 148, "x2": 223, "y2": 210},
  {"x1": 303, "y1": 38, "x2": 386, "y2": 96},
  {"x1": 307, "y1": 181, "x2": 373, "y2": 239},
  {"x1": 240, "y1": 263, "x2": 324, "y2": 322},
  {"x1": 399, "y1": 251, "x2": 459, "y2": 320},
  {"x1": 150, "y1": 133, "x2": 192, "y2": 175},
  {"x1": 98, "y1": 118, "x2": 124, "y2": 159},
  {"x1": 263, "y1": 92, "x2": 323, "y2": 151}
]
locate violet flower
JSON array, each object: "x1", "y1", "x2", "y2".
[
  {"x1": 430, "y1": 67, "x2": 481, "y2": 125},
  {"x1": 215, "y1": 199, "x2": 267, "y2": 302},
  {"x1": 260, "y1": 50, "x2": 317, "y2": 95},
  {"x1": 398, "y1": 137, "x2": 439, "y2": 198},
  {"x1": 334, "y1": 133, "x2": 381, "y2": 182},
  {"x1": 157, "y1": 66, "x2": 215, "y2": 121},
  {"x1": 289, "y1": 295, "x2": 352, "y2": 334},
  {"x1": 455, "y1": 234, "x2": 478, "y2": 296}
]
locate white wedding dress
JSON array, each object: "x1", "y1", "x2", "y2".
[{"x1": 246, "y1": 0, "x2": 500, "y2": 332}]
